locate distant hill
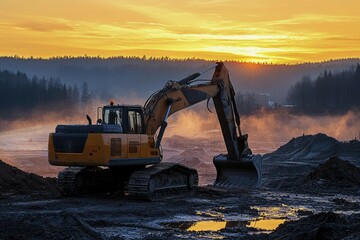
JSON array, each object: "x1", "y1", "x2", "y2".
[{"x1": 1, "y1": 57, "x2": 359, "y2": 103}]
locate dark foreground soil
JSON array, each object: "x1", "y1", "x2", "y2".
[
  {"x1": 0, "y1": 159, "x2": 59, "y2": 197},
  {"x1": 247, "y1": 212, "x2": 360, "y2": 240},
  {"x1": 0, "y1": 133, "x2": 359, "y2": 239},
  {"x1": 263, "y1": 133, "x2": 360, "y2": 194},
  {"x1": 267, "y1": 156, "x2": 360, "y2": 195}
]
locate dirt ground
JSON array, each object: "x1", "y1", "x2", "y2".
[{"x1": 0, "y1": 133, "x2": 360, "y2": 239}]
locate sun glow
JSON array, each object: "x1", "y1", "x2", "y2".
[{"x1": 1, "y1": 0, "x2": 360, "y2": 63}]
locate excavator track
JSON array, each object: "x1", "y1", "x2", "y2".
[
  {"x1": 128, "y1": 162, "x2": 198, "y2": 201},
  {"x1": 57, "y1": 167, "x2": 82, "y2": 196},
  {"x1": 57, "y1": 167, "x2": 118, "y2": 196}
]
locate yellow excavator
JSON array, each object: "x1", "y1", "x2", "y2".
[{"x1": 48, "y1": 62, "x2": 262, "y2": 200}]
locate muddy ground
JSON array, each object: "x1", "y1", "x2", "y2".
[{"x1": 0, "y1": 133, "x2": 360, "y2": 239}]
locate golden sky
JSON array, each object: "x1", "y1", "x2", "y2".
[{"x1": 0, "y1": 0, "x2": 359, "y2": 63}]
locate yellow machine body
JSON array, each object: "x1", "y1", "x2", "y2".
[{"x1": 49, "y1": 133, "x2": 160, "y2": 167}]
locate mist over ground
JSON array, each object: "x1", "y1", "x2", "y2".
[
  {"x1": 165, "y1": 108, "x2": 360, "y2": 152},
  {"x1": 1, "y1": 106, "x2": 358, "y2": 155}
]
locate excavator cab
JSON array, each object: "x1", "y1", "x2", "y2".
[{"x1": 97, "y1": 103, "x2": 145, "y2": 134}]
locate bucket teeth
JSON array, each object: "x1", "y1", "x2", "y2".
[{"x1": 213, "y1": 154, "x2": 263, "y2": 189}]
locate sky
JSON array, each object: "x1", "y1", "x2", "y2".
[{"x1": 0, "y1": 0, "x2": 359, "y2": 63}]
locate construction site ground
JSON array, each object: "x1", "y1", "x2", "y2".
[{"x1": 0, "y1": 128, "x2": 360, "y2": 239}]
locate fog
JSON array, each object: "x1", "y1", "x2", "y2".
[
  {"x1": 1, "y1": 107, "x2": 359, "y2": 152},
  {"x1": 0, "y1": 104, "x2": 359, "y2": 177},
  {"x1": 165, "y1": 108, "x2": 360, "y2": 153},
  {"x1": 244, "y1": 110, "x2": 360, "y2": 142}
]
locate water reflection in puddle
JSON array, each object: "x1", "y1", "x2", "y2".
[
  {"x1": 164, "y1": 204, "x2": 310, "y2": 233},
  {"x1": 188, "y1": 221, "x2": 226, "y2": 231},
  {"x1": 165, "y1": 218, "x2": 285, "y2": 232},
  {"x1": 247, "y1": 218, "x2": 285, "y2": 231},
  {"x1": 165, "y1": 220, "x2": 241, "y2": 232}
]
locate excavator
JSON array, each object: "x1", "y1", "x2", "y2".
[{"x1": 48, "y1": 62, "x2": 262, "y2": 200}]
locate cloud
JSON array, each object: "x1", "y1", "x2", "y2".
[
  {"x1": 18, "y1": 21, "x2": 74, "y2": 32},
  {"x1": 266, "y1": 14, "x2": 356, "y2": 26}
]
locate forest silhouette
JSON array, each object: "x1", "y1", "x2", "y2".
[{"x1": 0, "y1": 57, "x2": 359, "y2": 121}]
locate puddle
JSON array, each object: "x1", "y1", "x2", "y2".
[
  {"x1": 164, "y1": 204, "x2": 311, "y2": 234},
  {"x1": 164, "y1": 218, "x2": 285, "y2": 232},
  {"x1": 247, "y1": 218, "x2": 285, "y2": 231},
  {"x1": 188, "y1": 221, "x2": 226, "y2": 231},
  {"x1": 165, "y1": 220, "x2": 244, "y2": 232},
  {"x1": 251, "y1": 205, "x2": 302, "y2": 220}
]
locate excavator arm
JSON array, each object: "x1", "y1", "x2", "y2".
[
  {"x1": 143, "y1": 76, "x2": 219, "y2": 136},
  {"x1": 143, "y1": 62, "x2": 262, "y2": 188},
  {"x1": 144, "y1": 63, "x2": 246, "y2": 155}
]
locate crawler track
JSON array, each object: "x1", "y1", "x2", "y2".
[
  {"x1": 57, "y1": 167, "x2": 82, "y2": 196},
  {"x1": 128, "y1": 163, "x2": 198, "y2": 201},
  {"x1": 57, "y1": 167, "x2": 118, "y2": 196},
  {"x1": 57, "y1": 163, "x2": 198, "y2": 200}
]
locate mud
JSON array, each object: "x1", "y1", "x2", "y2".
[
  {"x1": 0, "y1": 133, "x2": 360, "y2": 239},
  {"x1": 247, "y1": 212, "x2": 360, "y2": 240}
]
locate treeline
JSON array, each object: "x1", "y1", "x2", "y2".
[
  {"x1": 236, "y1": 92, "x2": 262, "y2": 115},
  {"x1": 287, "y1": 64, "x2": 360, "y2": 109},
  {"x1": 5, "y1": 55, "x2": 360, "y2": 66},
  {"x1": 0, "y1": 70, "x2": 92, "y2": 120},
  {"x1": 2, "y1": 56, "x2": 360, "y2": 103}
]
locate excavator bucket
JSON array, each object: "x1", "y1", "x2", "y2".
[{"x1": 213, "y1": 154, "x2": 263, "y2": 189}]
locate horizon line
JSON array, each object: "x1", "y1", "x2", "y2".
[{"x1": 1, "y1": 55, "x2": 360, "y2": 66}]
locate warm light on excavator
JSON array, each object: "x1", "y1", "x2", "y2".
[{"x1": 48, "y1": 62, "x2": 262, "y2": 200}]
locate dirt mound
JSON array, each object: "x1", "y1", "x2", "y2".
[
  {"x1": 168, "y1": 148, "x2": 210, "y2": 165},
  {"x1": 264, "y1": 133, "x2": 339, "y2": 161},
  {"x1": 268, "y1": 156, "x2": 360, "y2": 194},
  {"x1": 265, "y1": 133, "x2": 360, "y2": 163},
  {"x1": 0, "y1": 159, "x2": 59, "y2": 196},
  {"x1": 293, "y1": 156, "x2": 360, "y2": 193},
  {"x1": 271, "y1": 212, "x2": 359, "y2": 240},
  {"x1": 263, "y1": 133, "x2": 360, "y2": 191},
  {"x1": 166, "y1": 149, "x2": 216, "y2": 185},
  {"x1": 305, "y1": 156, "x2": 360, "y2": 186},
  {"x1": 246, "y1": 212, "x2": 360, "y2": 240}
]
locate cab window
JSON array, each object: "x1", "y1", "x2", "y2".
[
  {"x1": 104, "y1": 108, "x2": 122, "y2": 125},
  {"x1": 128, "y1": 110, "x2": 143, "y2": 133}
]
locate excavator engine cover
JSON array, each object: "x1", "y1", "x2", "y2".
[{"x1": 213, "y1": 154, "x2": 262, "y2": 188}]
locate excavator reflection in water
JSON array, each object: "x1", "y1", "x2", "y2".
[{"x1": 48, "y1": 62, "x2": 262, "y2": 200}]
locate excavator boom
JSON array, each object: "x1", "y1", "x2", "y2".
[{"x1": 143, "y1": 62, "x2": 262, "y2": 188}]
